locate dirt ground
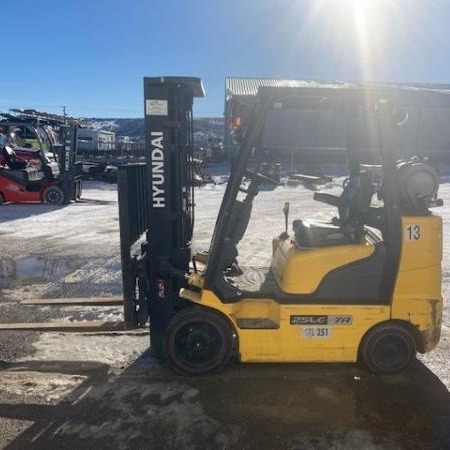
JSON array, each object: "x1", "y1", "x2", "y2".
[{"x1": 0, "y1": 177, "x2": 449, "y2": 449}]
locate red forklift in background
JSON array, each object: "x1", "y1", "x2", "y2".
[{"x1": 0, "y1": 110, "x2": 82, "y2": 205}]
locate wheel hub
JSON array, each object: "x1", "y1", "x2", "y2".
[
  {"x1": 176, "y1": 323, "x2": 221, "y2": 364},
  {"x1": 373, "y1": 335, "x2": 410, "y2": 370}
]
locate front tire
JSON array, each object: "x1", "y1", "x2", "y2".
[
  {"x1": 164, "y1": 307, "x2": 234, "y2": 376},
  {"x1": 360, "y1": 322, "x2": 416, "y2": 375},
  {"x1": 43, "y1": 185, "x2": 64, "y2": 205}
]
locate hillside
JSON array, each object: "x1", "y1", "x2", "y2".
[{"x1": 85, "y1": 117, "x2": 224, "y2": 145}]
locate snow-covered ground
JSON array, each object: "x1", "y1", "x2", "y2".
[{"x1": 0, "y1": 176, "x2": 449, "y2": 448}]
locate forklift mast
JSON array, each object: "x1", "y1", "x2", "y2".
[
  {"x1": 118, "y1": 76, "x2": 205, "y2": 355},
  {"x1": 57, "y1": 124, "x2": 81, "y2": 202}
]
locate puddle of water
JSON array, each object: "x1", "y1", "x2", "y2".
[{"x1": 0, "y1": 256, "x2": 82, "y2": 287}]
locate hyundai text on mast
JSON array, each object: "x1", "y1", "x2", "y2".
[{"x1": 151, "y1": 131, "x2": 165, "y2": 208}]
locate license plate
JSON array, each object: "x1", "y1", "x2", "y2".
[{"x1": 302, "y1": 327, "x2": 331, "y2": 339}]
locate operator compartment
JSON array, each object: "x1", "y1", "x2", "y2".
[
  {"x1": 270, "y1": 158, "x2": 443, "y2": 299},
  {"x1": 270, "y1": 166, "x2": 385, "y2": 297}
]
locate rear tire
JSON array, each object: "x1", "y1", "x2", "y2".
[
  {"x1": 43, "y1": 185, "x2": 64, "y2": 205},
  {"x1": 164, "y1": 307, "x2": 234, "y2": 376},
  {"x1": 360, "y1": 322, "x2": 416, "y2": 375}
]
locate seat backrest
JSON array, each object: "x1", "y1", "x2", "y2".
[
  {"x1": 3, "y1": 145, "x2": 17, "y2": 164},
  {"x1": 339, "y1": 170, "x2": 374, "y2": 235},
  {"x1": 337, "y1": 177, "x2": 358, "y2": 223},
  {"x1": 2, "y1": 145, "x2": 28, "y2": 169},
  {"x1": 353, "y1": 170, "x2": 374, "y2": 217}
]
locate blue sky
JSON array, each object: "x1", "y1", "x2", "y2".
[{"x1": 1, "y1": 0, "x2": 450, "y2": 118}]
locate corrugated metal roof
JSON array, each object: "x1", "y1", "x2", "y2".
[{"x1": 225, "y1": 77, "x2": 450, "y2": 97}]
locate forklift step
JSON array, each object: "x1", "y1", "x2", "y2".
[
  {"x1": 236, "y1": 318, "x2": 279, "y2": 329},
  {"x1": 20, "y1": 296, "x2": 123, "y2": 306},
  {"x1": 0, "y1": 321, "x2": 128, "y2": 332},
  {"x1": 179, "y1": 288, "x2": 201, "y2": 303}
]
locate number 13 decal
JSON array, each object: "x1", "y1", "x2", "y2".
[{"x1": 407, "y1": 225, "x2": 421, "y2": 241}]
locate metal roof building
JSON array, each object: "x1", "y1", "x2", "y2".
[
  {"x1": 224, "y1": 77, "x2": 450, "y2": 163},
  {"x1": 225, "y1": 78, "x2": 450, "y2": 97}
]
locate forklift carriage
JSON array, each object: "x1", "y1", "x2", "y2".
[{"x1": 118, "y1": 77, "x2": 443, "y2": 376}]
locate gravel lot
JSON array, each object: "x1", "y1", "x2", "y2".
[{"x1": 0, "y1": 175, "x2": 449, "y2": 449}]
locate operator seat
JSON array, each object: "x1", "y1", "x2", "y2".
[
  {"x1": 293, "y1": 170, "x2": 374, "y2": 248},
  {"x1": 2, "y1": 146, "x2": 28, "y2": 170}
]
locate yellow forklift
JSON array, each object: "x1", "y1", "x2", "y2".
[{"x1": 118, "y1": 78, "x2": 443, "y2": 376}]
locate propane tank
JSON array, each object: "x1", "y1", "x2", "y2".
[{"x1": 396, "y1": 159, "x2": 440, "y2": 215}]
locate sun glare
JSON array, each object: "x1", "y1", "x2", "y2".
[{"x1": 300, "y1": 0, "x2": 402, "y2": 80}]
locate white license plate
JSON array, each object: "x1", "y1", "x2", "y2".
[{"x1": 302, "y1": 327, "x2": 331, "y2": 339}]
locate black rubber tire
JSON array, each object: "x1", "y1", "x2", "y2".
[
  {"x1": 0, "y1": 193, "x2": 4, "y2": 206},
  {"x1": 164, "y1": 306, "x2": 234, "y2": 376},
  {"x1": 360, "y1": 322, "x2": 416, "y2": 375},
  {"x1": 43, "y1": 185, "x2": 64, "y2": 205}
]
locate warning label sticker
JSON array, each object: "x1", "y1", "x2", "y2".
[{"x1": 146, "y1": 99, "x2": 168, "y2": 116}]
